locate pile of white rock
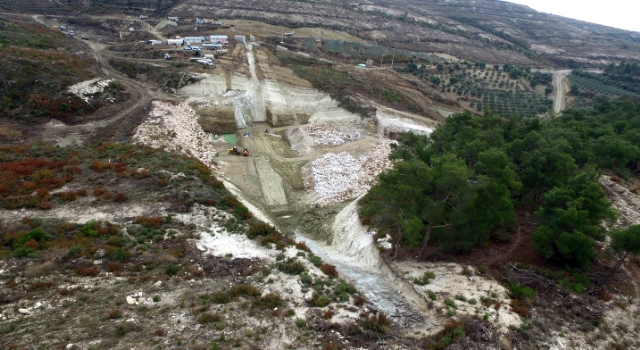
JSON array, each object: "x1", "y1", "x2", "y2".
[
  {"x1": 302, "y1": 122, "x2": 364, "y2": 146},
  {"x1": 67, "y1": 78, "x2": 113, "y2": 102},
  {"x1": 132, "y1": 101, "x2": 220, "y2": 172},
  {"x1": 304, "y1": 141, "x2": 395, "y2": 206}
]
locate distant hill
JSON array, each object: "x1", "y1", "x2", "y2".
[{"x1": 3, "y1": 0, "x2": 639, "y2": 67}]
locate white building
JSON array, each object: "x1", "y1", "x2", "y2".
[
  {"x1": 167, "y1": 38, "x2": 184, "y2": 46},
  {"x1": 234, "y1": 35, "x2": 246, "y2": 43},
  {"x1": 184, "y1": 36, "x2": 206, "y2": 43},
  {"x1": 209, "y1": 35, "x2": 229, "y2": 44}
]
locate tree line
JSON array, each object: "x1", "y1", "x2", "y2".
[{"x1": 359, "y1": 100, "x2": 640, "y2": 268}]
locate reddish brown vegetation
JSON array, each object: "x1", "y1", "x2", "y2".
[
  {"x1": 76, "y1": 267, "x2": 100, "y2": 277},
  {"x1": 90, "y1": 161, "x2": 114, "y2": 173},
  {"x1": 320, "y1": 263, "x2": 338, "y2": 277},
  {"x1": 56, "y1": 191, "x2": 78, "y2": 202},
  {"x1": 37, "y1": 201, "x2": 52, "y2": 210},
  {"x1": 93, "y1": 187, "x2": 110, "y2": 200},
  {"x1": 510, "y1": 299, "x2": 530, "y2": 317},
  {"x1": 113, "y1": 192, "x2": 128, "y2": 202},
  {"x1": 27, "y1": 280, "x2": 54, "y2": 291},
  {"x1": 107, "y1": 262, "x2": 123, "y2": 273},
  {"x1": 323, "y1": 310, "x2": 335, "y2": 319},
  {"x1": 324, "y1": 343, "x2": 341, "y2": 350},
  {"x1": 135, "y1": 216, "x2": 165, "y2": 228},
  {"x1": 0, "y1": 158, "x2": 74, "y2": 209},
  {"x1": 598, "y1": 290, "x2": 613, "y2": 302},
  {"x1": 296, "y1": 241, "x2": 311, "y2": 252}
]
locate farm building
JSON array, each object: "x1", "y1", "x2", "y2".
[
  {"x1": 209, "y1": 35, "x2": 229, "y2": 44},
  {"x1": 184, "y1": 36, "x2": 206, "y2": 43},
  {"x1": 235, "y1": 35, "x2": 246, "y2": 43},
  {"x1": 149, "y1": 40, "x2": 163, "y2": 46},
  {"x1": 203, "y1": 43, "x2": 223, "y2": 50},
  {"x1": 167, "y1": 38, "x2": 184, "y2": 46}
]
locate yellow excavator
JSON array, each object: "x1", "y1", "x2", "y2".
[{"x1": 228, "y1": 146, "x2": 249, "y2": 156}]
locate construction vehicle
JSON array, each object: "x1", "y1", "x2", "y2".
[{"x1": 227, "y1": 146, "x2": 249, "y2": 156}]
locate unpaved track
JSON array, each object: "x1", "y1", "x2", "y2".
[
  {"x1": 30, "y1": 13, "x2": 166, "y2": 41},
  {"x1": 40, "y1": 30, "x2": 176, "y2": 144},
  {"x1": 553, "y1": 70, "x2": 571, "y2": 114}
]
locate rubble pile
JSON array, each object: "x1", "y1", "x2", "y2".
[
  {"x1": 304, "y1": 141, "x2": 395, "y2": 206},
  {"x1": 302, "y1": 122, "x2": 364, "y2": 146},
  {"x1": 132, "y1": 101, "x2": 219, "y2": 171},
  {"x1": 67, "y1": 78, "x2": 113, "y2": 102}
]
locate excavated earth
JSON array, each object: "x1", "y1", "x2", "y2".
[{"x1": 5, "y1": 12, "x2": 640, "y2": 350}]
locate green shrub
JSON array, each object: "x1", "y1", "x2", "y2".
[
  {"x1": 295, "y1": 318, "x2": 306, "y2": 328},
  {"x1": 454, "y1": 294, "x2": 466, "y2": 302},
  {"x1": 253, "y1": 293, "x2": 283, "y2": 309},
  {"x1": 229, "y1": 284, "x2": 261, "y2": 298},
  {"x1": 115, "y1": 323, "x2": 130, "y2": 336},
  {"x1": 165, "y1": 265, "x2": 179, "y2": 276},
  {"x1": 211, "y1": 291, "x2": 233, "y2": 304},
  {"x1": 510, "y1": 284, "x2": 535, "y2": 300},
  {"x1": 360, "y1": 312, "x2": 391, "y2": 334},
  {"x1": 300, "y1": 272, "x2": 312, "y2": 285},
  {"x1": 413, "y1": 271, "x2": 436, "y2": 286},
  {"x1": 444, "y1": 298, "x2": 456, "y2": 308},
  {"x1": 198, "y1": 312, "x2": 221, "y2": 324},
  {"x1": 313, "y1": 294, "x2": 331, "y2": 307},
  {"x1": 308, "y1": 255, "x2": 322, "y2": 267},
  {"x1": 428, "y1": 291, "x2": 437, "y2": 300},
  {"x1": 276, "y1": 258, "x2": 306, "y2": 275}
]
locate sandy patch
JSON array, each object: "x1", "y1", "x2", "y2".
[{"x1": 389, "y1": 260, "x2": 522, "y2": 332}]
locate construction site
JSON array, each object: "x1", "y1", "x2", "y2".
[{"x1": 4, "y1": 5, "x2": 640, "y2": 349}]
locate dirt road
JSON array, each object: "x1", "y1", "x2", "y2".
[
  {"x1": 553, "y1": 69, "x2": 572, "y2": 114},
  {"x1": 39, "y1": 31, "x2": 176, "y2": 145}
]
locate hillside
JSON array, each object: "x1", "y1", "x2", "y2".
[
  {"x1": 3, "y1": 1, "x2": 640, "y2": 67},
  {"x1": 2, "y1": 2, "x2": 640, "y2": 350}
]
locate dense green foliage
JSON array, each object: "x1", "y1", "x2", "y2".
[
  {"x1": 611, "y1": 225, "x2": 640, "y2": 272},
  {"x1": 360, "y1": 100, "x2": 640, "y2": 267}
]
